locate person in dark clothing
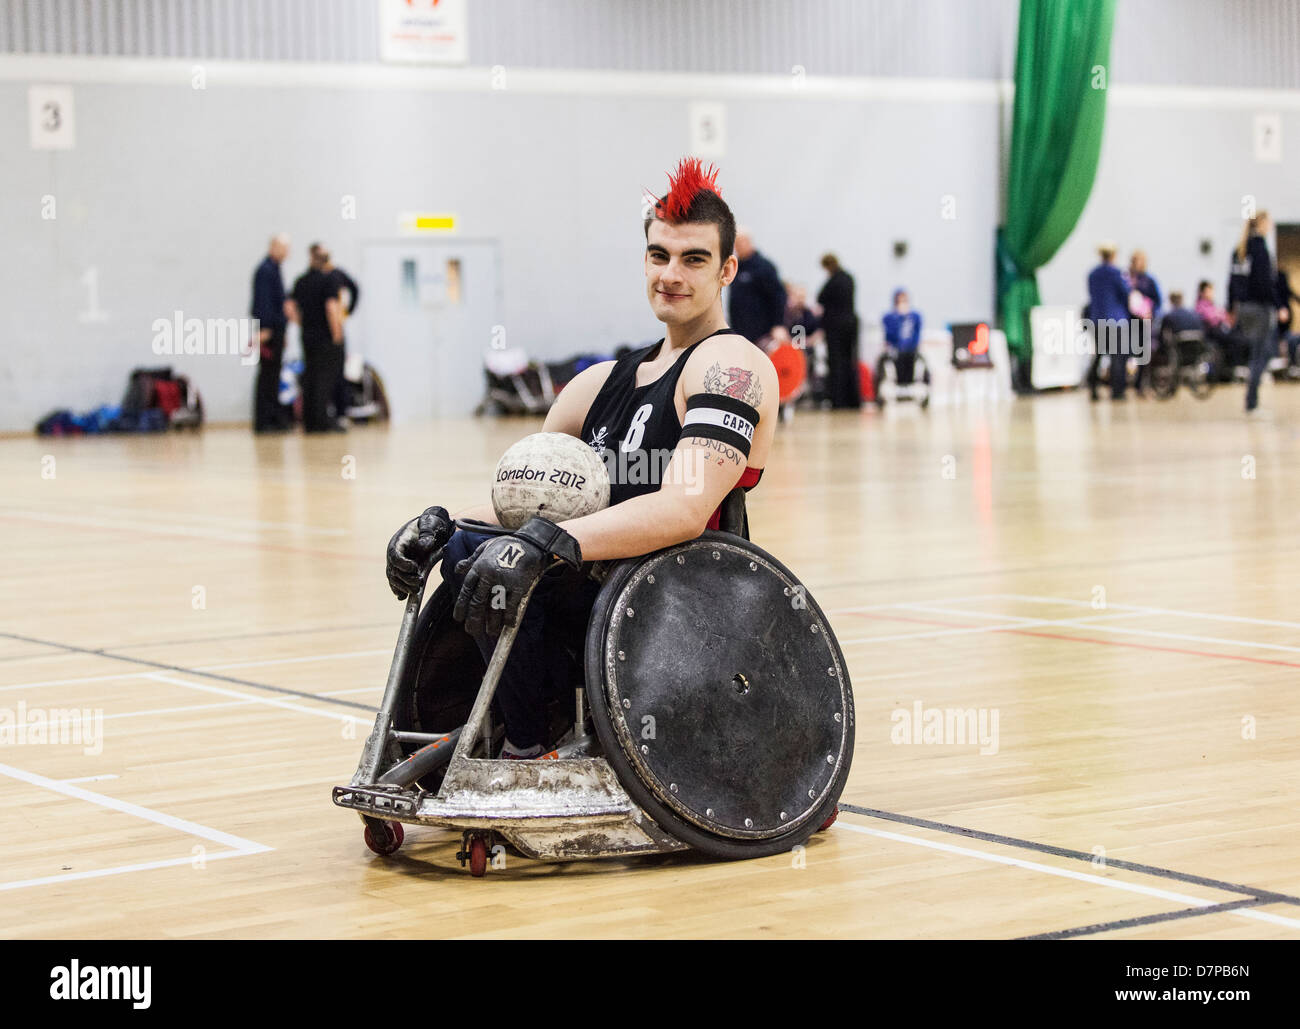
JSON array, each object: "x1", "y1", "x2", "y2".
[
  {"x1": 1160, "y1": 292, "x2": 1202, "y2": 335},
  {"x1": 383, "y1": 157, "x2": 782, "y2": 759},
  {"x1": 728, "y1": 229, "x2": 788, "y2": 347},
  {"x1": 817, "y1": 253, "x2": 860, "y2": 409},
  {"x1": 1128, "y1": 250, "x2": 1161, "y2": 396},
  {"x1": 1276, "y1": 267, "x2": 1299, "y2": 373},
  {"x1": 784, "y1": 283, "x2": 822, "y2": 403},
  {"x1": 251, "y1": 234, "x2": 291, "y2": 432},
  {"x1": 289, "y1": 245, "x2": 345, "y2": 432},
  {"x1": 310, "y1": 244, "x2": 361, "y2": 424},
  {"x1": 1086, "y1": 242, "x2": 1131, "y2": 400},
  {"x1": 1228, "y1": 211, "x2": 1279, "y2": 413}
]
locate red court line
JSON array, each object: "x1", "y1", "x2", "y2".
[{"x1": 846, "y1": 610, "x2": 1300, "y2": 671}]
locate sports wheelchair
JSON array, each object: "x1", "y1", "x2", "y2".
[
  {"x1": 1148, "y1": 327, "x2": 1215, "y2": 400},
  {"x1": 873, "y1": 346, "x2": 931, "y2": 409},
  {"x1": 333, "y1": 490, "x2": 855, "y2": 876}
]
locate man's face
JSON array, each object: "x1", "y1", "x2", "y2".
[
  {"x1": 645, "y1": 219, "x2": 736, "y2": 326},
  {"x1": 1131, "y1": 252, "x2": 1146, "y2": 274},
  {"x1": 270, "y1": 239, "x2": 288, "y2": 262}
]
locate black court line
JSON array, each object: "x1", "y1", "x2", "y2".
[
  {"x1": 1017, "y1": 899, "x2": 1270, "y2": 940},
  {"x1": 838, "y1": 804, "x2": 1300, "y2": 906},
  {"x1": 96, "y1": 620, "x2": 395, "y2": 653},
  {"x1": 0, "y1": 630, "x2": 377, "y2": 713}
]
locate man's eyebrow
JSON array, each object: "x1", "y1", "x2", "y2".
[{"x1": 646, "y1": 244, "x2": 714, "y2": 259}]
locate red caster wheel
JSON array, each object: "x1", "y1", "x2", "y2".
[
  {"x1": 818, "y1": 805, "x2": 839, "y2": 833},
  {"x1": 458, "y1": 832, "x2": 490, "y2": 876},
  {"x1": 363, "y1": 819, "x2": 404, "y2": 856},
  {"x1": 468, "y1": 835, "x2": 488, "y2": 877}
]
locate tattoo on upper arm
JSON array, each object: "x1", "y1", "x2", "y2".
[
  {"x1": 704, "y1": 362, "x2": 764, "y2": 407},
  {"x1": 685, "y1": 436, "x2": 744, "y2": 467}
]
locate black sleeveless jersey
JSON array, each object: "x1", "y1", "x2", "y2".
[{"x1": 580, "y1": 329, "x2": 732, "y2": 506}]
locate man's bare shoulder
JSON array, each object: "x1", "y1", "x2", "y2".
[
  {"x1": 542, "y1": 360, "x2": 617, "y2": 435},
  {"x1": 683, "y1": 333, "x2": 778, "y2": 411}
]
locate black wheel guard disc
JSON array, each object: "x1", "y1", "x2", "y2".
[{"x1": 586, "y1": 533, "x2": 853, "y2": 843}]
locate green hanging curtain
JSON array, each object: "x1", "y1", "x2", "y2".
[{"x1": 998, "y1": 0, "x2": 1116, "y2": 362}]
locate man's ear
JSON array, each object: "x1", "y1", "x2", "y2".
[{"x1": 720, "y1": 253, "x2": 738, "y2": 287}]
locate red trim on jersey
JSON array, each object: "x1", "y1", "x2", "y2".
[{"x1": 706, "y1": 467, "x2": 763, "y2": 530}]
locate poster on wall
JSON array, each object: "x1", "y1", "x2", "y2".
[
  {"x1": 689, "y1": 102, "x2": 727, "y2": 159},
  {"x1": 28, "y1": 85, "x2": 75, "y2": 150},
  {"x1": 379, "y1": 0, "x2": 468, "y2": 65},
  {"x1": 1254, "y1": 113, "x2": 1282, "y2": 163}
]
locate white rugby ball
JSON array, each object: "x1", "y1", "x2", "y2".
[{"x1": 492, "y1": 432, "x2": 611, "y2": 530}]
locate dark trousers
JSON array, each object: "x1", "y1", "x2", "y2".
[
  {"x1": 1237, "y1": 303, "x2": 1276, "y2": 411},
  {"x1": 825, "y1": 319, "x2": 861, "y2": 409},
  {"x1": 894, "y1": 350, "x2": 917, "y2": 386},
  {"x1": 253, "y1": 326, "x2": 287, "y2": 430},
  {"x1": 333, "y1": 343, "x2": 350, "y2": 419},
  {"x1": 441, "y1": 530, "x2": 600, "y2": 750},
  {"x1": 1088, "y1": 320, "x2": 1129, "y2": 399},
  {"x1": 302, "y1": 334, "x2": 344, "y2": 431}
]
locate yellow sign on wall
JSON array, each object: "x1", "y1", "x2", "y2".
[{"x1": 400, "y1": 212, "x2": 457, "y2": 234}]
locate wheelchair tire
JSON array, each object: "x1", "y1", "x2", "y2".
[
  {"x1": 397, "y1": 579, "x2": 488, "y2": 786},
  {"x1": 1186, "y1": 346, "x2": 1214, "y2": 400},
  {"x1": 873, "y1": 356, "x2": 890, "y2": 407},
  {"x1": 584, "y1": 532, "x2": 853, "y2": 860},
  {"x1": 1151, "y1": 344, "x2": 1179, "y2": 400}
]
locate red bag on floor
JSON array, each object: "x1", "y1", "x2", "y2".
[
  {"x1": 154, "y1": 379, "x2": 183, "y2": 416},
  {"x1": 859, "y1": 361, "x2": 875, "y2": 402}
]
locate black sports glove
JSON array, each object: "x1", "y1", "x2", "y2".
[
  {"x1": 453, "y1": 517, "x2": 582, "y2": 637},
  {"x1": 385, "y1": 506, "x2": 453, "y2": 599}
]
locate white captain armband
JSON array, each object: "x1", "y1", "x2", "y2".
[{"x1": 679, "y1": 394, "x2": 760, "y2": 456}]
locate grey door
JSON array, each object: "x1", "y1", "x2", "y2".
[{"x1": 358, "y1": 240, "x2": 502, "y2": 421}]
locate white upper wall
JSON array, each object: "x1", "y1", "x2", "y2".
[{"x1": 4, "y1": 0, "x2": 1299, "y2": 89}]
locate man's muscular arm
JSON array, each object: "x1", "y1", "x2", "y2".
[{"x1": 557, "y1": 336, "x2": 777, "y2": 562}]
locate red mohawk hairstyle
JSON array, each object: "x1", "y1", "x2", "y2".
[
  {"x1": 655, "y1": 158, "x2": 722, "y2": 223},
  {"x1": 643, "y1": 157, "x2": 736, "y2": 261}
]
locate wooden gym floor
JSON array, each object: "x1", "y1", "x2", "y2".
[{"x1": 2, "y1": 383, "x2": 1299, "y2": 939}]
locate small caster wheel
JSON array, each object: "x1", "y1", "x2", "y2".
[
  {"x1": 818, "y1": 805, "x2": 839, "y2": 833},
  {"x1": 468, "y1": 835, "x2": 488, "y2": 877},
  {"x1": 363, "y1": 819, "x2": 404, "y2": 856}
]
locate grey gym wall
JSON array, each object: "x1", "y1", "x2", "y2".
[
  {"x1": 0, "y1": 72, "x2": 1001, "y2": 427},
  {"x1": 2, "y1": 0, "x2": 1299, "y2": 429}
]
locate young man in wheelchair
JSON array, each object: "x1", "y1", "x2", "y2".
[{"x1": 384, "y1": 159, "x2": 778, "y2": 759}]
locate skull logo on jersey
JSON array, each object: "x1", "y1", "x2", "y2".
[{"x1": 588, "y1": 426, "x2": 608, "y2": 454}]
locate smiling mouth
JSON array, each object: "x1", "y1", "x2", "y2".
[{"x1": 658, "y1": 291, "x2": 690, "y2": 299}]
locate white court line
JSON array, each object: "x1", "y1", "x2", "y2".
[
  {"x1": 79, "y1": 504, "x2": 347, "y2": 536},
  {"x1": 991, "y1": 593, "x2": 1300, "y2": 631},
  {"x1": 0, "y1": 508, "x2": 315, "y2": 546},
  {"x1": 0, "y1": 849, "x2": 257, "y2": 893},
  {"x1": 143, "y1": 673, "x2": 370, "y2": 727},
  {"x1": 0, "y1": 761, "x2": 271, "y2": 854},
  {"x1": 839, "y1": 621, "x2": 1045, "y2": 646},
  {"x1": 0, "y1": 646, "x2": 397, "y2": 693},
  {"x1": 835, "y1": 822, "x2": 1300, "y2": 932},
  {"x1": 1047, "y1": 619, "x2": 1300, "y2": 656},
  {"x1": 194, "y1": 649, "x2": 388, "y2": 672},
  {"x1": 60, "y1": 774, "x2": 119, "y2": 784},
  {"x1": 837, "y1": 607, "x2": 1153, "y2": 647}
]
